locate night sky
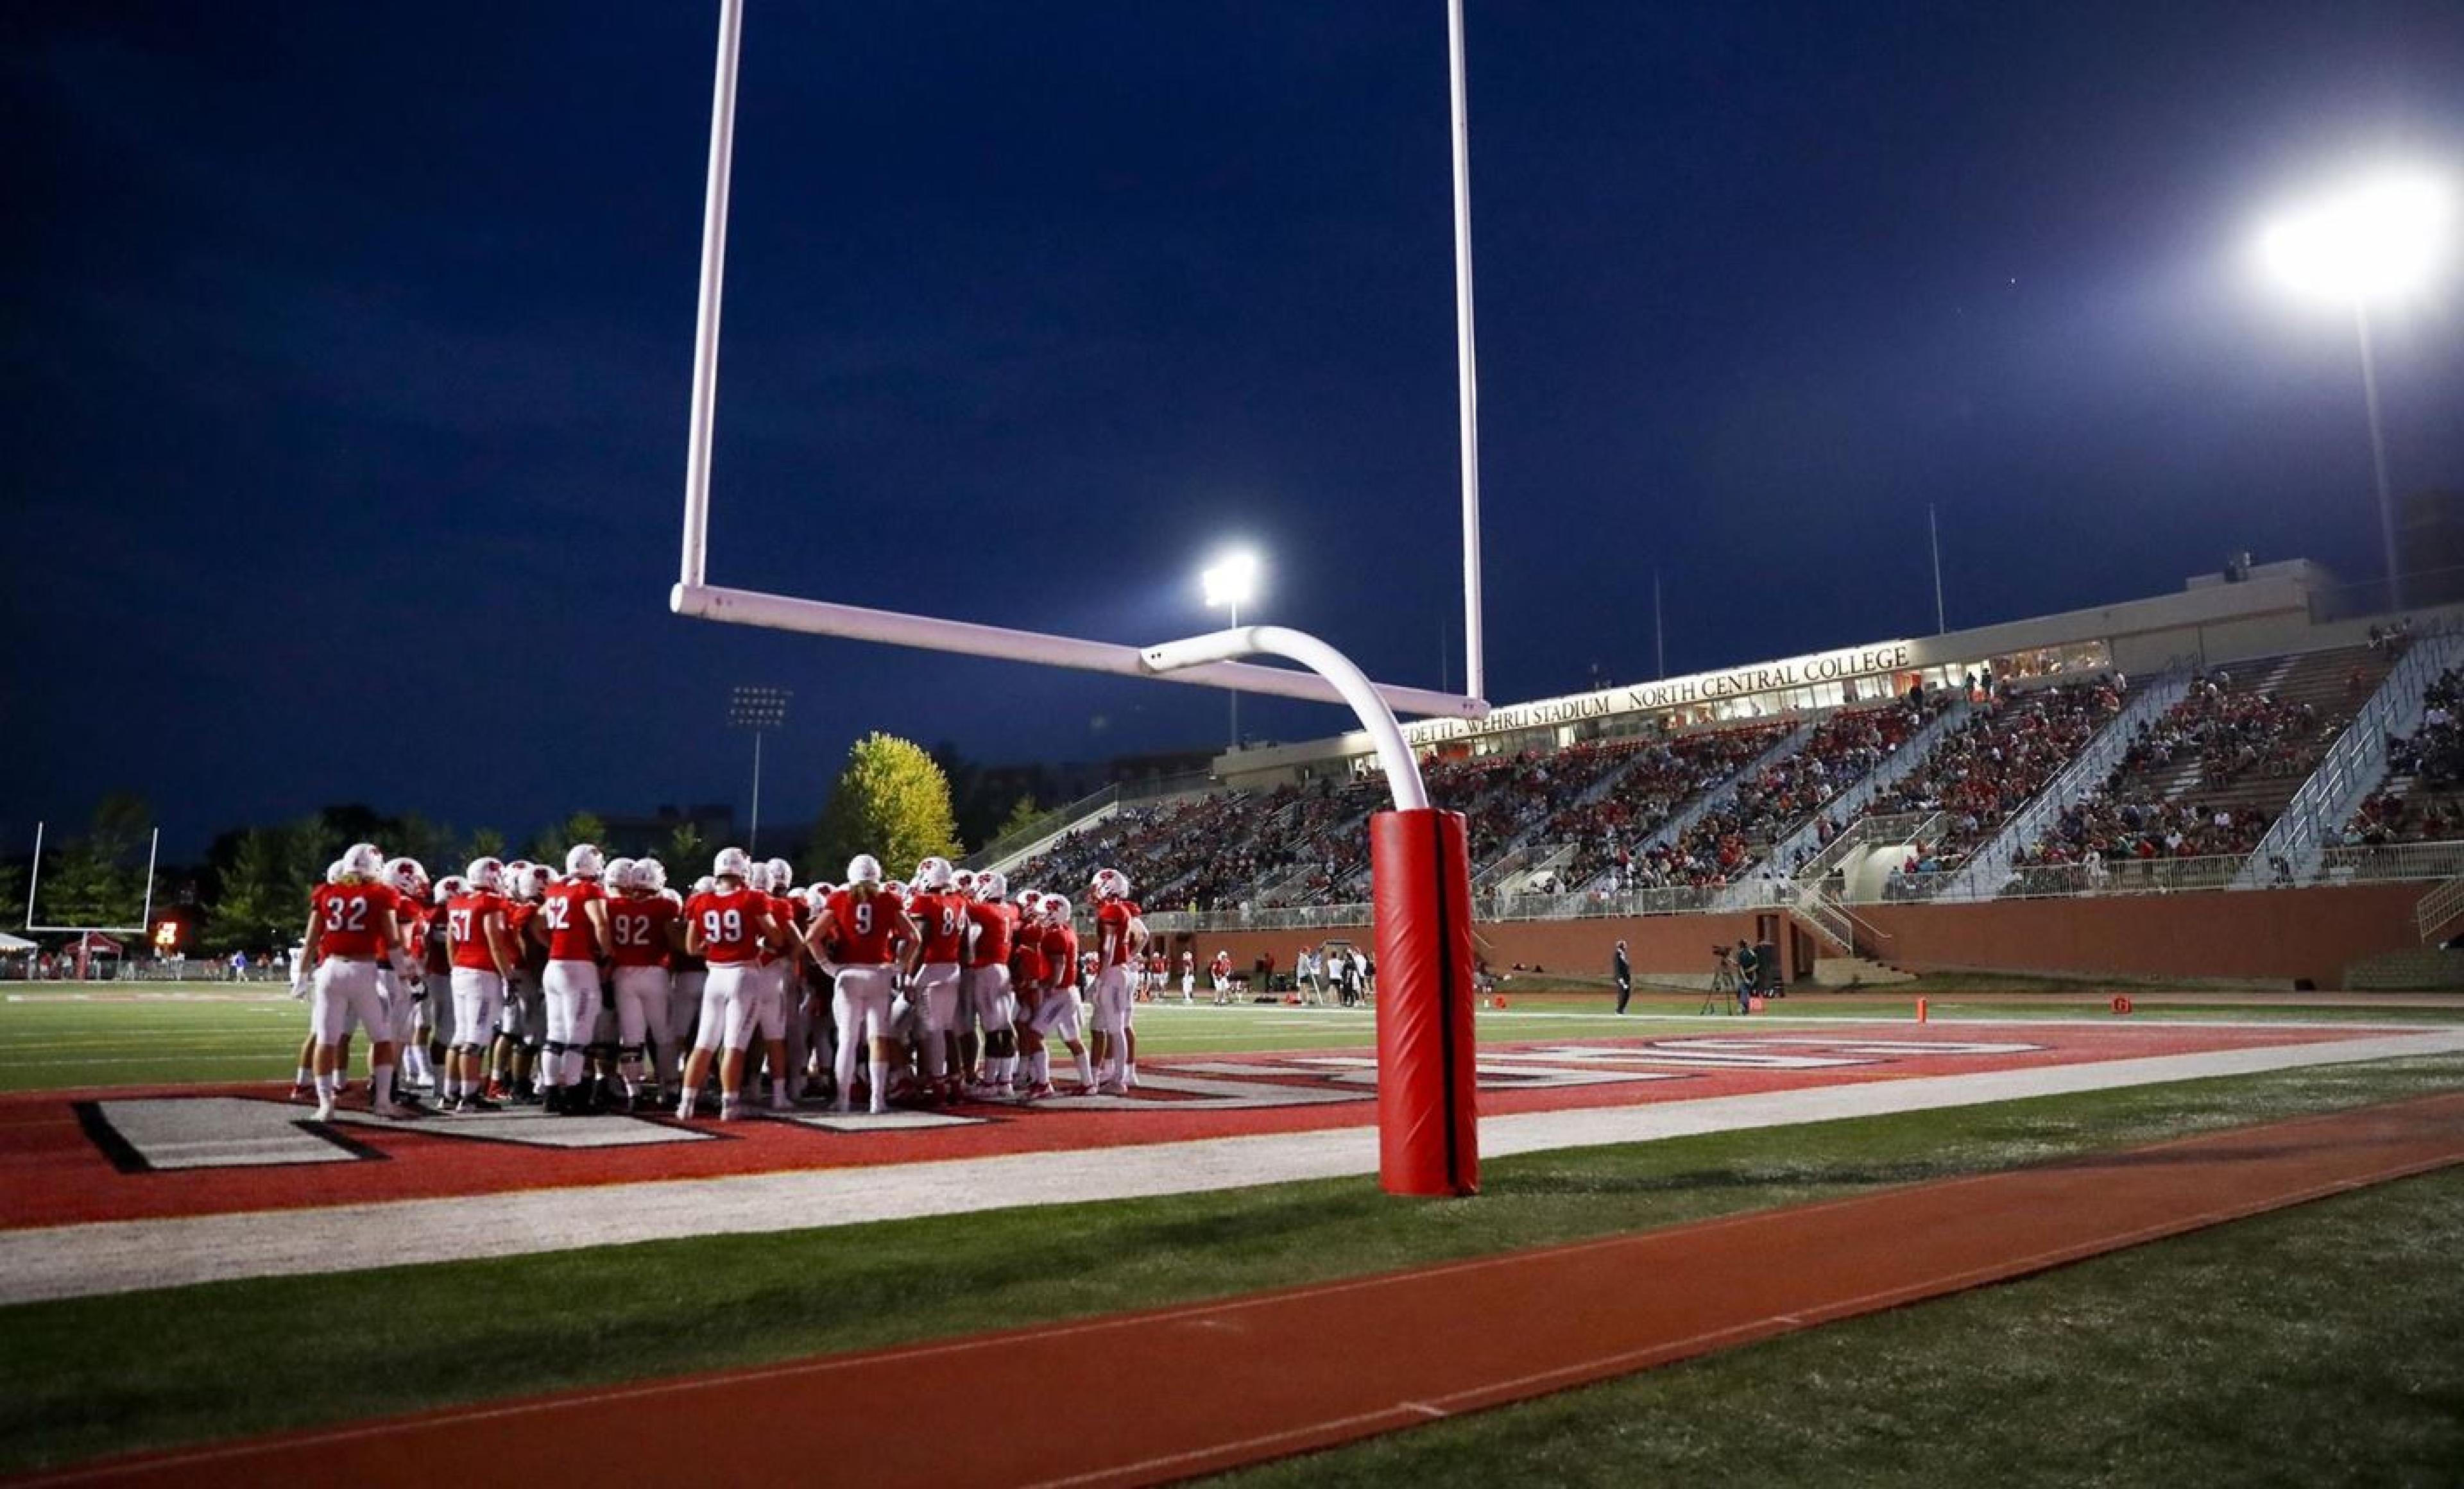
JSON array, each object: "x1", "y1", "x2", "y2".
[{"x1": 9, "y1": 1, "x2": 2463, "y2": 856}]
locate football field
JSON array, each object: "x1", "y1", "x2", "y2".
[{"x1": 3, "y1": 985, "x2": 2463, "y2": 1483}]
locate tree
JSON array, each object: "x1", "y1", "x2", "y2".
[
  {"x1": 665, "y1": 819, "x2": 706, "y2": 871},
  {"x1": 813, "y1": 733, "x2": 963, "y2": 875},
  {"x1": 533, "y1": 813, "x2": 610, "y2": 866},
  {"x1": 463, "y1": 827, "x2": 507, "y2": 864},
  {"x1": 994, "y1": 794, "x2": 1045, "y2": 842},
  {"x1": 206, "y1": 826, "x2": 309, "y2": 953}
]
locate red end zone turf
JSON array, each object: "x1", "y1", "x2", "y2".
[{"x1": 0, "y1": 1023, "x2": 2391, "y2": 1229}]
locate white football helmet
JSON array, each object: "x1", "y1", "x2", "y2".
[
  {"x1": 466, "y1": 856, "x2": 506, "y2": 894},
  {"x1": 660, "y1": 887, "x2": 685, "y2": 906},
  {"x1": 341, "y1": 842, "x2": 386, "y2": 881},
  {"x1": 565, "y1": 843, "x2": 606, "y2": 880},
  {"x1": 712, "y1": 846, "x2": 754, "y2": 882},
  {"x1": 605, "y1": 856, "x2": 638, "y2": 892},
  {"x1": 846, "y1": 854, "x2": 884, "y2": 886},
  {"x1": 914, "y1": 856, "x2": 954, "y2": 891},
  {"x1": 975, "y1": 868, "x2": 1008, "y2": 902},
  {"x1": 765, "y1": 857, "x2": 794, "y2": 894},
  {"x1": 515, "y1": 863, "x2": 552, "y2": 901},
  {"x1": 1017, "y1": 890, "x2": 1044, "y2": 917},
  {"x1": 325, "y1": 859, "x2": 346, "y2": 885},
  {"x1": 382, "y1": 856, "x2": 424, "y2": 897},
  {"x1": 1043, "y1": 892, "x2": 1072, "y2": 923},
  {"x1": 952, "y1": 867, "x2": 978, "y2": 895},
  {"x1": 1090, "y1": 867, "x2": 1131, "y2": 901},
  {"x1": 692, "y1": 876, "x2": 717, "y2": 896},
  {"x1": 639, "y1": 858, "x2": 668, "y2": 891},
  {"x1": 432, "y1": 875, "x2": 466, "y2": 905}
]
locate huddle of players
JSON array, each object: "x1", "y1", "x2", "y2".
[{"x1": 293, "y1": 838, "x2": 1151, "y2": 1125}]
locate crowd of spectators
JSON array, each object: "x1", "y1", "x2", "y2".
[
  {"x1": 1874, "y1": 677, "x2": 2125, "y2": 892},
  {"x1": 2345, "y1": 666, "x2": 2464, "y2": 846},
  {"x1": 2005, "y1": 668, "x2": 2334, "y2": 881},
  {"x1": 1539, "y1": 724, "x2": 1792, "y2": 890},
  {"x1": 1625, "y1": 700, "x2": 1938, "y2": 890}
]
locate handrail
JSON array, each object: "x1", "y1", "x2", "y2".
[
  {"x1": 961, "y1": 784, "x2": 1122, "y2": 871},
  {"x1": 2418, "y1": 876, "x2": 2464, "y2": 945}
]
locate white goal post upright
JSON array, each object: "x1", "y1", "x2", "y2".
[
  {"x1": 24, "y1": 819, "x2": 162, "y2": 942},
  {"x1": 665, "y1": 1, "x2": 1488, "y2": 1195}
]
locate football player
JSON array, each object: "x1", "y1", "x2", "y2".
[
  {"x1": 809, "y1": 855, "x2": 920, "y2": 1115},
  {"x1": 537, "y1": 845, "x2": 613, "y2": 1114},
  {"x1": 296, "y1": 842, "x2": 410, "y2": 1121},
  {"x1": 381, "y1": 858, "x2": 432, "y2": 1100},
  {"x1": 667, "y1": 872, "x2": 710, "y2": 1085},
  {"x1": 490, "y1": 861, "x2": 551, "y2": 1102},
  {"x1": 444, "y1": 858, "x2": 520, "y2": 1112},
  {"x1": 1022, "y1": 892, "x2": 1092, "y2": 1096},
  {"x1": 677, "y1": 847, "x2": 785, "y2": 1121},
  {"x1": 959, "y1": 870, "x2": 1023, "y2": 1098},
  {"x1": 906, "y1": 856, "x2": 970, "y2": 1100},
  {"x1": 604, "y1": 857, "x2": 681, "y2": 1112},
  {"x1": 420, "y1": 874, "x2": 463, "y2": 1091},
  {"x1": 1086, "y1": 867, "x2": 1146, "y2": 1094}
]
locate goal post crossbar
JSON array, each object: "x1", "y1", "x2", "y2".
[{"x1": 671, "y1": 584, "x2": 1487, "y2": 723}]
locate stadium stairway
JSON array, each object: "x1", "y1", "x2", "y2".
[
  {"x1": 1724, "y1": 697, "x2": 1974, "y2": 910},
  {"x1": 1934, "y1": 670, "x2": 2191, "y2": 901},
  {"x1": 2239, "y1": 631, "x2": 2464, "y2": 889},
  {"x1": 1635, "y1": 720, "x2": 1815, "y2": 860}
]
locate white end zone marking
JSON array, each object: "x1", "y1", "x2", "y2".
[
  {"x1": 326, "y1": 1108, "x2": 722, "y2": 1149},
  {"x1": 89, "y1": 1097, "x2": 363, "y2": 1170},
  {"x1": 783, "y1": 1111, "x2": 987, "y2": 1133}
]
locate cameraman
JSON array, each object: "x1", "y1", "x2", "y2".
[
  {"x1": 1612, "y1": 940, "x2": 1631, "y2": 1015},
  {"x1": 1733, "y1": 938, "x2": 1757, "y2": 1015}
]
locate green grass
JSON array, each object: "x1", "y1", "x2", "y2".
[
  {"x1": 4, "y1": 1053, "x2": 2461, "y2": 1475},
  {"x1": 1211, "y1": 1166, "x2": 2464, "y2": 1488}
]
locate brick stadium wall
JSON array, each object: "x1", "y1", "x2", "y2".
[{"x1": 1154, "y1": 882, "x2": 2428, "y2": 991}]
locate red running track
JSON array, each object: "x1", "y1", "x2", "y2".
[{"x1": 23, "y1": 1090, "x2": 2464, "y2": 1489}]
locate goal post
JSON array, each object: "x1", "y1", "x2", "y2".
[{"x1": 666, "y1": 1, "x2": 1491, "y2": 1196}]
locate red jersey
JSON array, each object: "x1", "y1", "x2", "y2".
[
  {"x1": 685, "y1": 887, "x2": 770, "y2": 965},
  {"x1": 912, "y1": 890, "x2": 969, "y2": 964},
  {"x1": 311, "y1": 881, "x2": 399, "y2": 959},
  {"x1": 396, "y1": 905, "x2": 429, "y2": 961},
  {"x1": 605, "y1": 894, "x2": 678, "y2": 969},
  {"x1": 769, "y1": 894, "x2": 805, "y2": 959},
  {"x1": 963, "y1": 899, "x2": 1016, "y2": 969},
  {"x1": 825, "y1": 887, "x2": 903, "y2": 966},
  {"x1": 422, "y1": 907, "x2": 451, "y2": 974},
  {"x1": 1041, "y1": 923, "x2": 1080, "y2": 988},
  {"x1": 540, "y1": 878, "x2": 606, "y2": 962},
  {"x1": 445, "y1": 891, "x2": 509, "y2": 971},
  {"x1": 1093, "y1": 899, "x2": 1142, "y2": 970}
]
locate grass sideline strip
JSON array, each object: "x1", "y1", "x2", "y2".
[
  {"x1": 1211, "y1": 1164, "x2": 2464, "y2": 1488},
  {"x1": 3, "y1": 1053, "x2": 2460, "y2": 1475}
]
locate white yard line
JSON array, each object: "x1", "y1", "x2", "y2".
[{"x1": 2, "y1": 1028, "x2": 2460, "y2": 1306}]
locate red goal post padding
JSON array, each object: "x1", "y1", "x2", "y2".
[{"x1": 1371, "y1": 808, "x2": 1479, "y2": 1196}]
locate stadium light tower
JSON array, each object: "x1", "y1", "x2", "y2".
[
  {"x1": 727, "y1": 684, "x2": 791, "y2": 853},
  {"x1": 2255, "y1": 167, "x2": 2454, "y2": 610},
  {"x1": 1201, "y1": 550, "x2": 1262, "y2": 750}
]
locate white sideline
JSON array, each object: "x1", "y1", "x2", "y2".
[{"x1": 4, "y1": 1028, "x2": 2460, "y2": 1306}]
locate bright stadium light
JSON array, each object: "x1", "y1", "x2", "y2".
[
  {"x1": 2257, "y1": 169, "x2": 2452, "y2": 305},
  {"x1": 2254, "y1": 166, "x2": 2452, "y2": 611},
  {"x1": 1201, "y1": 549, "x2": 1260, "y2": 611},
  {"x1": 1201, "y1": 550, "x2": 1263, "y2": 749},
  {"x1": 727, "y1": 684, "x2": 791, "y2": 853}
]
